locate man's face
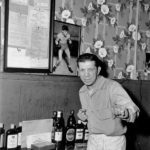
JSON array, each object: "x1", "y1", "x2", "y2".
[
  {"x1": 78, "y1": 60, "x2": 100, "y2": 87},
  {"x1": 62, "y1": 30, "x2": 67, "y2": 35}
]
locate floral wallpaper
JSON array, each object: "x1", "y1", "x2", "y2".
[{"x1": 55, "y1": 0, "x2": 150, "y2": 80}]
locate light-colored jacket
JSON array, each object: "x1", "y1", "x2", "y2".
[{"x1": 78, "y1": 76, "x2": 140, "y2": 136}]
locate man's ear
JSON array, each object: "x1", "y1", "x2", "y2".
[{"x1": 97, "y1": 67, "x2": 101, "y2": 75}]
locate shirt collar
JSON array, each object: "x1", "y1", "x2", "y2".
[{"x1": 79, "y1": 76, "x2": 106, "y2": 93}]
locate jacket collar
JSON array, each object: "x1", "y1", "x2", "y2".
[{"x1": 79, "y1": 76, "x2": 106, "y2": 93}]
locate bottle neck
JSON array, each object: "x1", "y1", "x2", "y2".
[
  {"x1": 57, "y1": 111, "x2": 62, "y2": 118},
  {"x1": 10, "y1": 124, "x2": 15, "y2": 129}
]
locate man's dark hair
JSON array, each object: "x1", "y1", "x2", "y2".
[
  {"x1": 62, "y1": 25, "x2": 69, "y2": 31},
  {"x1": 77, "y1": 53, "x2": 103, "y2": 68},
  {"x1": 77, "y1": 53, "x2": 108, "y2": 77}
]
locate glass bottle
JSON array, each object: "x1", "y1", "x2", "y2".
[
  {"x1": 75, "y1": 120, "x2": 84, "y2": 144},
  {"x1": 83, "y1": 121, "x2": 89, "y2": 143},
  {"x1": 6, "y1": 124, "x2": 18, "y2": 150},
  {"x1": 16, "y1": 122, "x2": 22, "y2": 150},
  {"x1": 54, "y1": 111, "x2": 64, "y2": 144},
  {"x1": 67, "y1": 110, "x2": 76, "y2": 126},
  {"x1": 51, "y1": 111, "x2": 57, "y2": 143},
  {"x1": 60, "y1": 111, "x2": 65, "y2": 129},
  {"x1": 65, "y1": 110, "x2": 76, "y2": 146},
  {"x1": 0, "y1": 123, "x2": 5, "y2": 150}
]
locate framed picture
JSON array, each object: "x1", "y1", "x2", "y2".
[
  {"x1": 4, "y1": 0, "x2": 55, "y2": 73},
  {"x1": 51, "y1": 20, "x2": 81, "y2": 76}
]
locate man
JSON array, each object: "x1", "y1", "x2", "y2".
[
  {"x1": 52, "y1": 25, "x2": 73, "y2": 73},
  {"x1": 77, "y1": 53, "x2": 140, "y2": 150}
]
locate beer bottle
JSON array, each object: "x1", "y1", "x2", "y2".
[
  {"x1": 60, "y1": 111, "x2": 65, "y2": 129},
  {"x1": 0, "y1": 123, "x2": 5, "y2": 150},
  {"x1": 75, "y1": 120, "x2": 84, "y2": 144},
  {"x1": 65, "y1": 110, "x2": 76, "y2": 146},
  {"x1": 16, "y1": 122, "x2": 22, "y2": 150},
  {"x1": 83, "y1": 121, "x2": 89, "y2": 143},
  {"x1": 54, "y1": 111, "x2": 64, "y2": 144},
  {"x1": 6, "y1": 124, "x2": 18, "y2": 150},
  {"x1": 51, "y1": 111, "x2": 57, "y2": 143},
  {"x1": 67, "y1": 110, "x2": 76, "y2": 126}
]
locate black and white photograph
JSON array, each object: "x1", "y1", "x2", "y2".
[
  {"x1": 1, "y1": 0, "x2": 150, "y2": 150},
  {"x1": 51, "y1": 20, "x2": 81, "y2": 76}
]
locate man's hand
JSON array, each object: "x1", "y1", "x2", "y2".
[
  {"x1": 77, "y1": 109, "x2": 88, "y2": 121},
  {"x1": 55, "y1": 40, "x2": 59, "y2": 45},
  {"x1": 113, "y1": 105, "x2": 129, "y2": 121},
  {"x1": 68, "y1": 39, "x2": 72, "y2": 44}
]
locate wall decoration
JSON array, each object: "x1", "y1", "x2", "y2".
[
  {"x1": 4, "y1": 0, "x2": 55, "y2": 73},
  {"x1": 55, "y1": 6, "x2": 78, "y2": 25},
  {"x1": 112, "y1": 23, "x2": 144, "y2": 52},
  {"x1": 51, "y1": 20, "x2": 81, "y2": 76},
  {"x1": 78, "y1": 0, "x2": 150, "y2": 80},
  {"x1": 80, "y1": 0, "x2": 115, "y2": 26}
]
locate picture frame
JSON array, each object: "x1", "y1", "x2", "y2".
[
  {"x1": 4, "y1": 0, "x2": 55, "y2": 73},
  {"x1": 51, "y1": 20, "x2": 81, "y2": 76}
]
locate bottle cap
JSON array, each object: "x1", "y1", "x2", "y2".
[
  {"x1": 10, "y1": 124, "x2": 15, "y2": 129},
  {"x1": 19, "y1": 122, "x2": 22, "y2": 127},
  {"x1": 57, "y1": 110, "x2": 62, "y2": 117},
  {"x1": 78, "y1": 120, "x2": 81, "y2": 124},
  {"x1": 0, "y1": 123, "x2": 4, "y2": 128},
  {"x1": 53, "y1": 111, "x2": 57, "y2": 115},
  {"x1": 70, "y1": 110, "x2": 74, "y2": 114}
]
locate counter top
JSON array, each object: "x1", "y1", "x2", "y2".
[
  {"x1": 56, "y1": 143, "x2": 87, "y2": 150},
  {"x1": 22, "y1": 143, "x2": 87, "y2": 150}
]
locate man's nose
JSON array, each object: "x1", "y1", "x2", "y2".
[{"x1": 85, "y1": 70, "x2": 89, "y2": 76}]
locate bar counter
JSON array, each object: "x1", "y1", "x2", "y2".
[
  {"x1": 55, "y1": 143, "x2": 87, "y2": 150},
  {"x1": 22, "y1": 143, "x2": 87, "y2": 150}
]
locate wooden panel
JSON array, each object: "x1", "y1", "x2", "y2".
[
  {"x1": 0, "y1": 74, "x2": 83, "y2": 130},
  {"x1": 0, "y1": 80, "x2": 20, "y2": 129}
]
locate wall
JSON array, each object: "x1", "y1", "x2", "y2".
[
  {"x1": 54, "y1": 0, "x2": 150, "y2": 80},
  {"x1": 117, "y1": 79, "x2": 150, "y2": 150},
  {"x1": 0, "y1": 73, "x2": 83, "y2": 129},
  {"x1": 0, "y1": 73, "x2": 150, "y2": 149}
]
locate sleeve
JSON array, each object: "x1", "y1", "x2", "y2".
[
  {"x1": 66, "y1": 33, "x2": 70, "y2": 39},
  {"x1": 79, "y1": 92, "x2": 88, "y2": 110},
  {"x1": 77, "y1": 91, "x2": 88, "y2": 121},
  {"x1": 55, "y1": 33, "x2": 61, "y2": 43},
  {"x1": 109, "y1": 81, "x2": 140, "y2": 123}
]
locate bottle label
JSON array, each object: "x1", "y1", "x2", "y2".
[
  {"x1": 55, "y1": 131, "x2": 62, "y2": 142},
  {"x1": 0, "y1": 134, "x2": 4, "y2": 148},
  {"x1": 75, "y1": 129, "x2": 83, "y2": 140},
  {"x1": 84, "y1": 129, "x2": 89, "y2": 140},
  {"x1": 66, "y1": 128, "x2": 75, "y2": 142},
  {"x1": 17, "y1": 132, "x2": 22, "y2": 146},
  {"x1": 7, "y1": 134, "x2": 17, "y2": 148}
]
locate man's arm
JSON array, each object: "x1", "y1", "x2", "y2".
[
  {"x1": 55, "y1": 33, "x2": 61, "y2": 45},
  {"x1": 77, "y1": 92, "x2": 88, "y2": 121},
  {"x1": 110, "y1": 81, "x2": 140, "y2": 123},
  {"x1": 67, "y1": 33, "x2": 72, "y2": 44},
  {"x1": 112, "y1": 104, "x2": 139, "y2": 122},
  {"x1": 77, "y1": 109, "x2": 88, "y2": 121}
]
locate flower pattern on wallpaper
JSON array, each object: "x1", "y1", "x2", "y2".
[
  {"x1": 116, "y1": 64, "x2": 136, "y2": 80},
  {"x1": 84, "y1": 35, "x2": 115, "y2": 70},
  {"x1": 112, "y1": 23, "x2": 146, "y2": 53},
  {"x1": 55, "y1": 7, "x2": 77, "y2": 24},
  {"x1": 80, "y1": 0, "x2": 116, "y2": 26},
  {"x1": 140, "y1": 0, "x2": 150, "y2": 13},
  {"x1": 54, "y1": 0, "x2": 150, "y2": 80}
]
